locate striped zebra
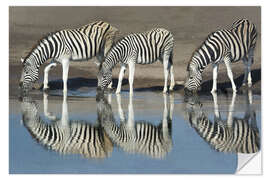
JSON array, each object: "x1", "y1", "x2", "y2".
[
  {"x1": 186, "y1": 90, "x2": 260, "y2": 154},
  {"x1": 184, "y1": 18, "x2": 257, "y2": 93},
  {"x1": 21, "y1": 94, "x2": 113, "y2": 159},
  {"x1": 97, "y1": 28, "x2": 175, "y2": 94},
  {"x1": 97, "y1": 93, "x2": 173, "y2": 159},
  {"x1": 19, "y1": 21, "x2": 119, "y2": 94}
]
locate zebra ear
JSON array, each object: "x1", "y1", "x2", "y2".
[{"x1": 21, "y1": 58, "x2": 24, "y2": 63}]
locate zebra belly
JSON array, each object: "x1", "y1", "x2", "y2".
[
  {"x1": 69, "y1": 55, "x2": 93, "y2": 62},
  {"x1": 136, "y1": 56, "x2": 158, "y2": 65}
]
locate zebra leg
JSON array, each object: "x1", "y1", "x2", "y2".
[
  {"x1": 169, "y1": 64, "x2": 175, "y2": 91},
  {"x1": 61, "y1": 58, "x2": 70, "y2": 94},
  {"x1": 224, "y1": 58, "x2": 237, "y2": 92},
  {"x1": 247, "y1": 48, "x2": 255, "y2": 87},
  {"x1": 242, "y1": 57, "x2": 249, "y2": 87},
  {"x1": 116, "y1": 65, "x2": 127, "y2": 94},
  {"x1": 163, "y1": 54, "x2": 170, "y2": 93},
  {"x1": 43, "y1": 92, "x2": 57, "y2": 121},
  {"x1": 128, "y1": 62, "x2": 135, "y2": 95},
  {"x1": 43, "y1": 62, "x2": 57, "y2": 91},
  {"x1": 211, "y1": 63, "x2": 219, "y2": 93}
]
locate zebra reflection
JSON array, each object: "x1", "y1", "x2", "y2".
[
  {"x1": 97, "y1": 94, "x2": 173, "y2": 159},
  {"x1": 21, "y1": 93, "x2": 113, "y2": 159},
  {"x1": 186, "y1": 90, "x2": 260, "y2": 154}
]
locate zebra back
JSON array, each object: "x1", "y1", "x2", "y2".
[{"x1": 101, "y1": 28, "x2": 174, "y2": 71}]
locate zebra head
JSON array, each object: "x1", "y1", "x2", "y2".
[
  {"x1": 19, "y1": 58, "x2": 39, "y2": 92},
  {"x1": 97, "y1": 67, "x2": 112, "y2": 92},
  {"x1": 184, "y1": 64, "x2": 202, "y2": 95}
]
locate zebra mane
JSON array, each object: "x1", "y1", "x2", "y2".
[{"x1": 22, "y1": 31, "x2": 58, "y2": 64}]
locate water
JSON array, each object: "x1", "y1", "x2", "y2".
[{"x1": 9, "y1": 89, "x2": 261, "y2": 174}]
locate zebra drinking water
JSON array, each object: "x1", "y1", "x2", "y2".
[
  {"x1": 184, "y1": 18, "x2": 257, "y2": 93},
  {"x1": 19, "y1": 21, "x2": 119, "y2": 94},
  {"x1": 97, "y1": 28, "x2": 175, "y2": 94}
]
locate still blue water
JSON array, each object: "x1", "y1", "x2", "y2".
[{"x1": 9, "y1": 90, "x2": 261, "y2": 174}]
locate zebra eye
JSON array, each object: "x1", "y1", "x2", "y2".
[{"x1": 190, "y1": 77, "x2": 193, "y2": 80}]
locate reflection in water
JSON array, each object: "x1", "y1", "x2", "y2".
[
  {"x1": 21, "y1": 94, "x2": 113, "y2": 159},
  {"x1": 21, "y1": 92, "x2": 173, "y2": 160},
  {"x1": 185, "y1": 89, "x2": 260, "y2": 154},
  {"x1": 97, "y1": 94, "x2": 173, "y2": 159}
]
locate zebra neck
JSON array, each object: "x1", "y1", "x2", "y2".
[
  {"x1": 190, "y1": 56, "x2": 207, "y2": 74},
  {"x1": 102, "y1": 56, "x2": 120, "y2": 72},
  {"x1": 26, "y1": 42, "x2": 53, "y2": 69}
]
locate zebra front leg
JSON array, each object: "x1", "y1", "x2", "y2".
[
  {"x1": 116, "y1": 65, "x2": 126, "y2": 94},
  {"x1": 128, "y1": 62, "x2": 135, "y2": 95},
  {"x1": 43, "y1": 62, "x2": 57, "y2": 91},
  {"x1": 163, "y1": 54, "x2": 170, "y2": 93},
  {"x1": 224, "y1": 58, "x2": 237, "y2": 92},
  {"x1": 61, "y1": 58, "x2": 70, "y2": 94},
  {"x1": 211, "y1": 63, "x2": 219, "y2": 93}
]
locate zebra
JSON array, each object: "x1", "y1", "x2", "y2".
[
  {"x1": 97, "y1": 93, "x2": 173, "y2": 159},
  {"x1": 21, "y1": 93, "x2": 113, "y2": 159},
  {"x1": 185, "y1": 90, "x2": 260, "y2": 154},
  {"x1": 184, "y1": 18, "x2": 257, "y2": 94},
  {"x1": 97, "y1": 28, "x2": 175, "y2": 94},
  {"x1": 19, "y1": 21, "x2": 119, "y2": 94}
]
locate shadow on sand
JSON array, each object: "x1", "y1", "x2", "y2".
[
  {"x1": 41, "y1": 68, "x2": 260, "y2": 94},
  {"x1": 200, "y1": 69, "x2": 261, "y2": 94}
]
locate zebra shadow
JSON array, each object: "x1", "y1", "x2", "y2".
[
  {"x1": 40, "y1": 78, "x2": 129, "y2": 91},
  {"x1": 200, "y1": 68, "x2": 261, "y2": 94},
  {"x1": 134, "y1": 84, "x2": 184, "y2": 92}
]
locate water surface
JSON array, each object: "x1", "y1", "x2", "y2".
[{"x1": 9, "y1": 89, "x2": 261, "y2": 174}]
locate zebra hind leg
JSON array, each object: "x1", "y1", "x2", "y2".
[
  {"x1": 61, "y1": 58, "x2": 70, "y2": 94},
  {"x1": 163, "y1": 53, "x2": 170, "y2": 93},
  {"x1": 247, "y1": 48, "x2": 255, "y2": 87},
  {"x1": 128, "y1": 62, "x2": 135, "y2": 95},
  {"x1": 211, "y1": 63, "x2": 219, "y2": 93},
  {"x1": 169, "y1": 64, "x2": 175, "y2": 91}
]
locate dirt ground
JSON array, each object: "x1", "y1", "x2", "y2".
[{"x1": 9, "y1": 6, "x2": 261, "y2": 98}]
